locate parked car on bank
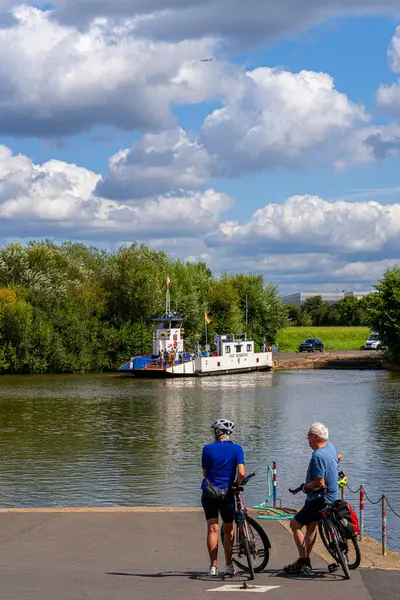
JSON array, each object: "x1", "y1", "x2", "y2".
[
  {"x1": 298, "y1": 338, "x2": 324, "y2": 352},
  {"x1": 361, "y1": 332, "x2": 383, "y2": 350}
]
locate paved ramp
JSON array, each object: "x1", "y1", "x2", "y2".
[{"x1": 0, "y1": 510, "x2": 396, "y2": 600}]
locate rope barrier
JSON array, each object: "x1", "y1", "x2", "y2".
[
  {"x1": 364, "y1": 490, "x2": 384, "y2": 505},
  {"x1": 387, "y1": 498, "x2": 400, "y2": 519},
  {"x1": 345, "y1": 483, "x2": 361, "y2": 494},
  {"x1": 346, "y1": 483, "x2": 400, "y2": 513},
  {"x1": 254, "y1": 463, "x2": 399, "y2": 555},
  {"x1": 344, "y1": 481, "x2": 399, "y2": 556}
]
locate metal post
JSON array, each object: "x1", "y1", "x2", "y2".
[
  {"x1": 141, "y1": 317, "x2": 144, "y2": 356},
  {"x1": 273, "y1": 461, "x2": 277, "y2": 508},
  {"x1": 382, "y1": 495, "x2": 387, "y2": 556},
  {"x1": 245, "y1": 291, "x2": 248, "y2": 326},
  {"x1": 341, "y1": 486, "x2": 345, "y2": 501},
  {"x1": 359, "y1": 485, "x2": 364, "y2": 541}
]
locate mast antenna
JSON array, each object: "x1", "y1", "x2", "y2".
[{"x1": 166, "y1": 276, "x2": 171, "y2": 316}]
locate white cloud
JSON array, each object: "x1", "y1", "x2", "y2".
[
  {"x1": 377, "y1": 26, "x2": 400, "y2": 117},
  {"x1": 0, "y1": 6, "x2": 219, "y2": 137},
  {"x1": 202, "y1": 68, "x2": 367, "y2": 175},
  {"x1": 0, "y1": 145, "x2": 232, "y2": 240},
  {"x1": 334, "y1": 123, "x2": 400, "y2": 170},
  {"x1": 98, "y1": 66, "x2": 369, "y2": 193},
  {"x1": 97, "y1": 68, "x2": 368, "y2": 196},
  {"x1": 388, "y1": 25, "x2": 400, "y2": 74},
  {"x1": 2, "y1": 143, "x2": 400, "y2": 289},
  {"x1": 90, "y1": 66, "x2": 368, "y2": 201},
  {"x1": 48, "y1": 1, "x2": 400, "y2": 48},
  {"x1": 207, "y1": 194, "x2": 400, "y2": 257},
  {"x1": 97, "y1": 128, "x2": 212, "y2": 200},
  {"x1": 333, "y1": 259, "x2": 400, "y2": 279}
]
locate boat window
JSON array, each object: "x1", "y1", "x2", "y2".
[
  {"x1": 225, "y1": 346, "x2": 231, "y2": 354},
  {"x1": 235, "y1": 345, "x2": 242, "y2": 352},
  {"x1": 247, "y1": 344, "x2": 252, "y2": 352}
]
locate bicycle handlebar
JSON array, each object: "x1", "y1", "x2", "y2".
[
  {"x1": 231, "y1": 472, "x2": 255, "y2": 492},
  {"x1": 242, "y1": 472, "x2": 256, "y2": 486},
  {"x1": 289, "y1": 483, "x2": 328, "y2": 495}
]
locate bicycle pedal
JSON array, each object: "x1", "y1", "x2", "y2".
[{"x1": 328, "y1": 563, "x2": 338, "y2": 573}]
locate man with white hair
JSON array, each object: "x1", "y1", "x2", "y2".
[{"x1": 284, "y1": 422, "x2": 339, "y2": 575}]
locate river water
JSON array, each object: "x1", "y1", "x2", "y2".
[{"x1": 0, "y1": 370, "x2": 399, "y2": 550}]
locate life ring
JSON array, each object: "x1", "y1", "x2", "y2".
[{"x1": 173, "y1": 340, "x2": 178, "y2": 349}]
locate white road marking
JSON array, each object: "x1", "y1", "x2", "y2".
[{"x1": 208, "y1": 584, "x2": 280, "y2": 593}]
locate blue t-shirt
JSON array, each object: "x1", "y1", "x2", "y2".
[
  {"x1": 306, "y1": 441, "x2": 338, "y2": 503},
  {"x1": 201, "y1": 440, "x2": 245, "y2": 490}
]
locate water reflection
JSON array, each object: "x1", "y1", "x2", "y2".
[{"x1": 0, "y1": 370, "x2": 399, "y2": 549}]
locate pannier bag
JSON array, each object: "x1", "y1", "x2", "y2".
[{"x1": 331, "y1": 499, "x2": 360, "y2": 539}]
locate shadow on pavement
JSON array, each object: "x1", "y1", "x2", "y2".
[
  {"x1": 271, "y1": 569, "x2": 345, "y2": 582},
  {"x1": 107, "y1": 571, "x2": 261, "y2": 581},
  {"x1": 106, "y1": 571, "x2": 205, "y2": 579}
]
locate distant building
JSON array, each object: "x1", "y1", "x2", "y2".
[
  {"x1": 282, "y1": 291, "x2": 373, "y2": 309},
  {"x1": 344, "y1": 291, "x2": 373, "y2": 300}
]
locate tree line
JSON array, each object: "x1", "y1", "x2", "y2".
[
  {"x1": 287, "y1": 270, "x2": 400, "y2": 365},
  {"x1": 1, "y1": 241, "x2": 399, "y2": 373},
  {"x1": 0, "y1": 241, "x2": 287, "y2": 374},
  {"x1": 287, "y1": 295, "x2": 375, "y2": 327}
]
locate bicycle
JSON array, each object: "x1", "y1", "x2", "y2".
[
  {"x1": 290, "y1": 484, "x2": 361, "y2": 580},
  {"x1": 221, "y1": 473, "x2": 271, "y2": 580},
  {"x1": 316, "y1": 487, "x2": 361, "y2": 575}
]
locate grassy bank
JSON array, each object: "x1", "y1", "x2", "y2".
[{"x1": 276, "y1": 327, "x2": 371, "y2": 352}]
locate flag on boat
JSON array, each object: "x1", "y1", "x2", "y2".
[
  {"x1": 204, "y1": 312, "x2": 212, "y2": 325},
  {"x1": 167, "y1": 276, "x2": 171, "y2": 286}
]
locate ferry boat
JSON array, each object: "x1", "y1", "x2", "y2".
[{"x1": 118, "y1": 279, "x2": 273, "y2": 377}]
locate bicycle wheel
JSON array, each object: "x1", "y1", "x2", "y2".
[
  {"x1": 319, "y1": 522, "x2": 360, "y2": 571},
  {"x1": 240, "y1": 525, "x2": 255, "y2": 580},
  {"x1": 318, "y1": 519, "x2": 333, "y2": 556},
  {"x1": 221, "y1": 517, "x2": 270, "y2": 573},
  {"x1": 246, "y1": 516, "x2": 270, "y2": 572},
  {"x1": 332, "y1": 535, "x2": 350, "y2": 579},
  {"x1": 344, "y1": 537, "x2": 361, "y2": 570}
]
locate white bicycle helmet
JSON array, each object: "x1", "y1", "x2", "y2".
[{"x1": 211, "y1": 418, "x2": 235, "y2": 436}]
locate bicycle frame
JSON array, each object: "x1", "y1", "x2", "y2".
[
  {"x1": 319, "y1": 505, "x2": 351, "y2": 578},
  {"x1": 233, "y1": 491, "x2": 251, "y2": 547},
  {"x1": 320, "y1": 505, "x2": 346, "y2": 546}
]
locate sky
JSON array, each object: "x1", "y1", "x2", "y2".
[{"x1": 1, "y1": 2, "x2": 400, "y2": 294}]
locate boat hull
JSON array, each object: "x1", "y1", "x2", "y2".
[
  {"x1": 119, "y1": 352, "x2": 273, "y2": 378},
  {"x1": 124, "y1": 364, "x2": 272, "y2": 378}
]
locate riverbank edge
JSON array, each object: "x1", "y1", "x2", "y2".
[
  {"x1": 273, "y1": 352, "x2": 385, "y2": 370},
  {"x1": 270, "y1": 508, "x2": 400, "y2": 571},
  {"x1": 1, "y1": 506, "x2": 398, "y2": 570}
]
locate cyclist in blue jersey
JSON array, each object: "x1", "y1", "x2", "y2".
[
  {"x1": 284, "y1": 422, "x2": 339, "y2": 575},
  {"x1": 201, "y1": 419, "x2": 245, "y2": 577}
]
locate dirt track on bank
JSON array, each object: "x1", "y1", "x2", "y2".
[{"x1": 273, "y1": 351, "x2": 383, "y2": 370}]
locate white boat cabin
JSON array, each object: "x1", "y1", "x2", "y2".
[{"x1": 152, "y1": 313, "x2": 184, "y2": 356}]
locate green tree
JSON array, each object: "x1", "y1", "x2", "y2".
[
  {"x1": 365, "y1": 268, "x2": 400, "y2": 363},
  {"x1": 0, "y1": 241, "x2": 289, "y2": 373},
  {"x1": 335, "y1": 296, "x2": 363, "y2": 326},
  {"x1": 0, "y1": 297, "x2": 33, "y2": 373},
  {"x1": 300, "y1": 296, "x2": 323, "y2": 324},
  {"x1": 286, "y1": 303, "x2": 300, "y2": 326}
]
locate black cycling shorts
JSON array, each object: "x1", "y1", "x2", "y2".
[
  {"x1": 294, "y1": 498, "x2": 325, "y2": 526},
  {"x1": 201, "y1": 491, "x2": 235, "y2": 523}
]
